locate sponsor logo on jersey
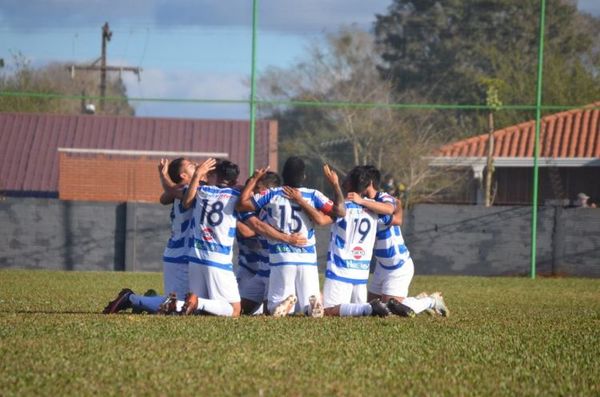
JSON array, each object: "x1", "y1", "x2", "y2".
[
  {"x1": 202, "y1": 227, "x2": 214, "y2": 241},
  {"x1": 352, "y1": 246, "x2": 365, "y2": 260}
]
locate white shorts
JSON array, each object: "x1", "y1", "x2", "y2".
[
  {"x1": 238, "y1": 273, "x2": 268, "y2": 303},
  {"x1": 322, "y1": 278, "x2": 367, "y2": 308},
  {"x1": 267, "y1": 265, "x2": 320, "y2": 314},
  {"x1": 368, "y1": 257, "x2": 414, "y2": 298},
  {"x1": 189, "y1": 264, "x2": 241, "y2": 303},
  {"x1": 163, "y1": 261, "x2": 189, "y2": 299}
]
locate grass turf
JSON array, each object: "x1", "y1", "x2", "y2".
[{"x1": 0, "y1": 270, "x2": 598, "y2": 396}]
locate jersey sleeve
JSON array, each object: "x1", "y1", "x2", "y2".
[
  {"x1": 375, "y1": 191, "x2": 396, "y2": 207},
  {"x1": 252, "y1": 189, "x2": 274, "y2": 211},
  {"x1": 312, "y1": 189, "x2": 334, "y2": 214},
  {"x1": 378, "y1": 213, "x2": 393, "y2": 226},
  {"x1": 237, "y1": 210, "x2": 256, "y2": 222}
]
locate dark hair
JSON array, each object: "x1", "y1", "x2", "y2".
[
  {"x1": 168, "y1": 157, "x2": 186, "y2": 184},
  {"x1": 364, "y1": 165, "x2": 381, "y2": 190},
  {"x1": 345, "y1": 166, "x2": 370, "y2": 193},
  {"x1": 258, "y1": 171, "x2": 282, "y2": 189},
  {"x1": 282, "y1": 156, "x2": 305, "y2": 188},
  {"x1": 216, "y1": 160, "x2": 239, "y2": 186}
]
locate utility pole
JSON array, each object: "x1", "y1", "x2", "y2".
[
  {"x1": 100, "y1": 22, "x2": 112, "y2": 110},
  {"x1": 67, "y1": 22, "x2": 141, "y2": 112}
]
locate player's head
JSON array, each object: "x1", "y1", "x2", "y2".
[
  {"x1": 168, "y1": 157, "x2": 195, "y2": 184},
  {"x1": 256, "y1": 171, "x2": 281, "y2": 193},
  {"x1": 344, "y1": 166, "x2": 370, "y2": 194},
  {"x1": 215, "y1": 160, "x2": 239, "y2": 187},
  {"x1": 364, "y1": 165, "x2": 381, "y2": 190},
  {"x1": 282, "y1": 156, "x2": 306, "y2": 188},
  {"x1": 206, "y1": 158, "x2": 221, "y2": 185}
]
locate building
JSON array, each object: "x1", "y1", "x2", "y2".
[
  {"x1": 429, "y1": 103, "x2": 600, "y2": 205},
  {"x1": 0, "y1": 113, "x2": 278, "y2": 202}
]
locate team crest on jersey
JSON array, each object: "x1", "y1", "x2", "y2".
[
  {"x1": 352, "y1": 246, "x2": 365, "y2": 260},
  {"x1": 202, "y1": 227, "x2": 215, "y2": 241}
]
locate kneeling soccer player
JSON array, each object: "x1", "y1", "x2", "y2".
[{"x1": 363, "y1": 166, "x2": 449, "y2": 317}]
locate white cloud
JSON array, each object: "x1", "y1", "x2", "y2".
[{"x1": 121, "y1": 68, "x2": 250, "y2": 119}]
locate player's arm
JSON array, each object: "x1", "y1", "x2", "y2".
[
  {"x1": 390, "y1": 198, "x2": 404, "y2": 226},
  {"x1": 347, "y1": 192, "x2": 394, "y2": 215},
  {"x1": 323, "y1": 164, "x2": 346, "y2": 218},
  {"x1": 283, "y1": 186, "x2": 334, "y2": 226},
  {"x1": 236, "y1": 167, "x2": 268, "y2": 213},
  {"x1": 182, "y1": 158, "x2": 216, "y2": 209},
  {"x1": 158, "y1": 159, "x2": 184, "y2": 205},
  {"x1": 237, "y1": 220, "x2": 257, "y2": 238},
  {"x1": 244, "y1": 215, "x2": 308, "y2": 246}
]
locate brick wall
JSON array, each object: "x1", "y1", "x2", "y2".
[{"x1": 59, "y1": 153, "x2": 162, "y2": 202}]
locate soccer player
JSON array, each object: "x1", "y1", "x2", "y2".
[
  {"x1": 236, "y1": 171, "x2": 308, "y2": 315},
  {"x1": 236, "y1": 157, "x2": 345, "y2": 317},
  {"x1": 102, "y1": 157, "x2": 215, "y2": 315},
  {"x1": 177, "y1": 159, "x2": 244, "y2": 317},
  {"x1": 285, "y1": 166, "x2": 392, "y2": 317},
  {"x1": 364, "y1": 166, "x2": 449, "y2": 317}
]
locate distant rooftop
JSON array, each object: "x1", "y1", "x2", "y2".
[
  {"x1": 0, "y1": 113, "x2": 277, "y2": 196},
  {"x1": 435, "y1": 103, "x2": 600, "y2": 159}
]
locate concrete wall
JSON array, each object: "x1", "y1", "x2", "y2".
[{"x1": 1, "y1": 198, "x2": 598, "y2": 277}]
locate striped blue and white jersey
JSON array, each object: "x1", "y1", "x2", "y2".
[
  {"x1": 326, "y1": 200, "x2": 390, "y2": 284},
  {"x1": 237, "y1": 195, "x2": 271, "y2": 276},
  {"x1": 163, "y1": 193, "x2": 193, "y2": 264},
  {"x1": 188, "y1": 185, "x2": 240, "y2": 271},
  {"x1": 252, "y1": 187, "x2": 333, "y2": 266},
  {"x1": 237, "y1": 234, "x2": 270, "y2": 277},
  {"x1": 374, "y1": 192, "x2": 411, "y2": 270}
]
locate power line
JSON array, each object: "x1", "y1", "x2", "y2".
[{"x1": 0, "y1": 90, "x2": 597, "y2": 113}]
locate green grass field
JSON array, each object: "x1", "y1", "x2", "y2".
[{"x1": 0, "y1": 270, "x2": 598, "y2": 396}]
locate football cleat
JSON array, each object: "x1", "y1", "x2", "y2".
[
  {"x1": 157, "y1": 292, "x2": 178, "y2": 315},
  {"x1": 102, "y1": 288, "x2": 134, "y2": 314},
  {"x1": 272, "y1": 295, "x2": 297, "y2": 318},
  {"x1": 181, "y1": 292, "x2": 199, "y2": 316},
  {"x1": 430, "y1": 292, "x2": 450, "y2": 317},
  {"x1": 369, "y1": 298, "x2": 391, "y2": 317},
  {"x1": 387, "y1": 298, "x2": 416, "y2": 318},
  {"x1": 307, "y1": 295, "x2": 324, "y2": 318}
]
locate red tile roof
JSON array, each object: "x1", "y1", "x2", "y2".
[
  {"x1": 0, "y1": 113, "x2": 277, "y2": 195},
  {"x1": 435, "y1": 103, "x2": 600, "y2": 158}
]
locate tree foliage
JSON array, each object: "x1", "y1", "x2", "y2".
[
  {"x1": 258, "y1": 27, "x2": 463, "y2": 203},
  {"x1": 0, "y1": 53, "x2": 134, "y2": 116},
  {"x1": 374, "y1": 0, "x2": 600, "y2": 135}
]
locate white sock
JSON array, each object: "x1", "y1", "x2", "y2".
[
  {"x1": 251, "y1": 303, "x2": 264, "y2": 316},
  {"x1": 197, "y1": 298, "x2": 234, "y2": 316},
  {"x1": 128, "y1": 295, "x2": 165, "y2": 313},
  {"x1": 402, "y1": 297, "x2": 434, "y2": 314},
  {"x1": 339, "y1": 303, "x2": 372, "y2": 317}
]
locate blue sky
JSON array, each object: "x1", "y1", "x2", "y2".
[{"x1": 1, "y1": 0, "x2": 598, "y2": 119}]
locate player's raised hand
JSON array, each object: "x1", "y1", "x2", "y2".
[
  {"x1": 323, "y1": 164, "x2": 339, "y2": 187},
  {"x1": 252, "y1": 166, "x2": 270, "y2": 180},
  {"x1": 158, "y1": 158, "x2": 169, "y2": 175},
  {"x1": 347, "y1": 192, "x2": 364, "y2": 205},
  {"x1": 282, "y1": 186, "x2": 302, "y2": 202},
  {"x1": 196, "y1": 157, "x2": 216, "y2": 176},
  {"x1": 287, "y1": 233, "x2": 308, "y2": 247}
]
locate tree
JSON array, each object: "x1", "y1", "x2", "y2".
[
  {"x1": 374, "y1": 0, "x2": 600, "y2": 136},
  {"x1": 0, "y1": 52, "x2": 134, "y2": 115},
  {"x1": 258, "y1": 27, "x2": 465, "y2": 203}
]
